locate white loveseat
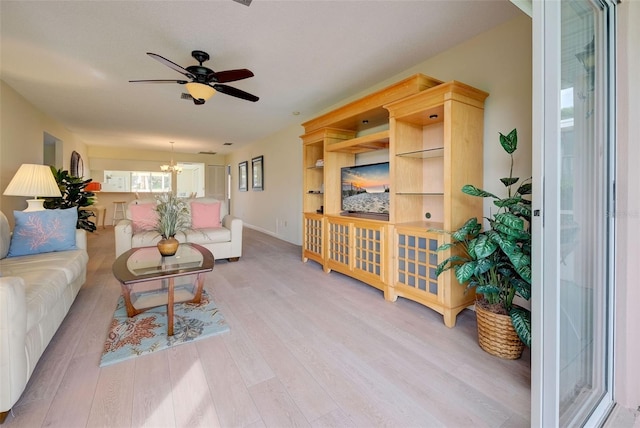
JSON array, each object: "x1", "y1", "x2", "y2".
[
  {"x1": 0, "y1": 211, "x2": 88, "y2": 423},
  {"x1": 114, "y1": 197, "x2": 243, "y2": 261}
]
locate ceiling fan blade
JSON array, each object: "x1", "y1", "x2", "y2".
[
  {"x1": 147, "y1": 52, "x2": 195, "y2": 79},
  {"x1": 232, "y1": 0, "x2": 252, "y2": 6},
  {"x1": 213, "y1": 84, "x2": 259, "y2": 102},
  {"x1": 209, "y1": 69, "x2": 255, "y2": 83},
  {"x1": 129, "y1": 79, "x2": 188, "y2": 84}
]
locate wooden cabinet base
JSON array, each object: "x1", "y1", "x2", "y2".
[{"x1": 387, "y1": 284, "x2": 471, "y2": 328}]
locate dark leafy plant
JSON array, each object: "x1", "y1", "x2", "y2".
[
  {"x1": 432, "y1": 129, "x2": 532, "y2": 347},
  {"x1": 43, "y1": 167, "x2": 97, "y2": 232}
]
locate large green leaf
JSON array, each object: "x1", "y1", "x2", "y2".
[
  {"x1": 492, "y1": 222, "x2": 529, "y2": 241},
  {"x1": 435, "y1": 242, "x2": 456, "y2": 252},
  {"x1": 455, "y1": 261, "x2": 477, "y2": 284},
  {"x1": 487, "y1": 229, "x2": 514, "y2": 248},
  {"x1": 451, "y1": 217, "x2": 480, "y2": 241},
  {"x1": 511, "y1": 277, "x2": 531, "y2": 300},
  {"x1": 515, "y1": 264, "x2": 532, "y2": 283},
  {"x1": 499, "y1": 128, "x2": 518, "y2": 154},
  {"x1": 461, "y1": 185, "x2": 498, "y2": 199},
  {"x1": 510, "y1": 307, "x2": 531, "y2": 347},
  {"x1": 500, "y1": 177, "x2": 519, "y2": 187},
  {"x1": 436, "y1": 255, "x2": 468, "y2": 275},
  {"x1": 517, "y1": 182, "x2": 532, "y2": 195},
  {"x1": 507, "y1": 252, "x2": 529, "y2": 270},
  {"x1": 476, "y1": 284, "x2": 500, "y2": 296},
  {"x1": 471, "y1": 234, "x2": 498, "y2": 258},
  {"x1": 474, "y1": 257, "x2": 494, "y2": 275},
  {"x1": 508, "y1": 203, "x2": 532, "y2": 219},
  {"x1": 494, "y1": 196, "x2": 522, "y2": 208},
  {"x1": 494, "y1": 212, "x2": 524, "y2": 231}
]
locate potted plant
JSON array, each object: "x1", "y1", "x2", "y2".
[
  {"x1": 154, "y1": 193, "x2": 190, "y2": 256},
  {"x1": 433, "y1": 129, "x2": 531, "y2": 359},
  {"x1": 43, "y1": 166, "x2": 97, "y2": 232}
]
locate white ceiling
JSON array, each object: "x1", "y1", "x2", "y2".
[{"x1": 1, "y1": 0, "x2": 521, "y2": 155}]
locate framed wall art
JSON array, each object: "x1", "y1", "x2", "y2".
[
  {"x1": 238, "y1": 161, "x2": 248, "y2": 192},
  {"x1": 252, "y1": 155, "x2": 263, "y2": 191},
  {"x1": 70, "y1": 150, "x2": 83, "y2": 177}
]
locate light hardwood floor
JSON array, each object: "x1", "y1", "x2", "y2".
[{"x1": 3, "y1": 227, "x2": 530, "y2": 427}]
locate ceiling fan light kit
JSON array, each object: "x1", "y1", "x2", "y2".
[
  {"x1": 185, "y1": 82, "x2": 216, "y2": 103},
  {"x1": 130, "y1": 50, "x2": 259, "y2": 105}
]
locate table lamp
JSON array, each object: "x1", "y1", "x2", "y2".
[{"x1": 3, "y1": 164, "x2": 62, "y2": 211}]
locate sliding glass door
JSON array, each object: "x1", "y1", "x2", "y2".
[{"x1": 532, "y1": 0, "x2": 616, "y2": 425}]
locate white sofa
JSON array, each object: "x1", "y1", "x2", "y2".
[
  {"x1": 114, "y1": 197, "x2": 243, "y2": 261},
  {"x1": 0, "y1": 211, "x2": 88, "y2": 423}
]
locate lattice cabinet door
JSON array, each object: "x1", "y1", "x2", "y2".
[
  {"x1": 393, "y1": 226, "x2": 471, "y2": 327},
  {"x1": 303, "y1": 213, "x2": 324, "y2": 264},
  {"x1": 395, "y1": 230, "x2": 441, "y2": 300},
  {"x1": 326, "y1": 217, "x2": 350, "y2": 272},
  {"x1": 352, "y1": 222, "x2": 386, "y2": 289}
]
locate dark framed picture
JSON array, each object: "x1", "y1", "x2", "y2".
[
  {"x1": 70, "y1": 151, "x2": 83, "y2": 177},
  {"x1": 252, "y1": 155, "x2": 263, "y2": 191},
  {"x1": 238, "y1": 161, "x2": 248, "y2": 192}
]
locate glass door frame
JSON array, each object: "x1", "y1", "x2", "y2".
[{"x1": 531, "y1": 0, "x2": 617, "y2": 426}]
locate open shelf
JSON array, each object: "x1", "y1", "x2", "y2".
[
  {"x1": 325, "y1": 130, "x2": 389, "y2": 154},
  {"x1": 395, "y1": 192, "x2": 444, "y2": 196},
  {"x1": 396, "y1": 147, "x2": 444, "y2": 159}
]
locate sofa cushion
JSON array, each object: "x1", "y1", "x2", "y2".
[
  {"x1": 183, "y1": 227, "x2": 231, "y2": 245},
  {"x1": 0, "y1": 249, "x2": 88, "y2": 330},
  {"x1": 131, "y1": 230, "x2": 163, "y2": 248},
  {"x1": 8, "y1": 208, "x2": 78, "y2": 257},
  {"x1": 0, "y1": 211, "x2": 10, "y2": 259},
  {"x1": 190, "y1": 201, "x2": 221, "y2": 228},
  {"x1": 130, "y1": 203, "x2": 158, "y2": 233},
  {"x1": 126, "y1": 198, "x2": 156, "y2": 218}
]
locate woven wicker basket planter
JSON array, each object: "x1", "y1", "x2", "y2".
[{"x1": 475, "y1": 303, "x2": 524, "y2": 360}]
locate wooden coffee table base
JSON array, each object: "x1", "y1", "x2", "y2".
[{"x1": 119, "y1": 272, "x2": 207, "y2": 336}]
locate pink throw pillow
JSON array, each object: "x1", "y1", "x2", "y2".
[
  {"x1": 130, "y1": 203, "x2": 158, "y2": 233},
  {"x1": 191, "y1": 201, "x2": 221, "y2": 228}
]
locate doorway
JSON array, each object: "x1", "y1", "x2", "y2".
[{"x1": 532, "y1": 0, "x2": 617, "y2": 425}]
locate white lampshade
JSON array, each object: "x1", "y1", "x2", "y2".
[
  {"x1": 3, "y1": 164, "x2": 62, "y2": 211},
  {"x1": 185, "y1": 82, "x2": 216, "y2": 101}
]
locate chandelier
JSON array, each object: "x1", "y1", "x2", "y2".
[{"x1": 161, "y1": 142, "x2": 183, "y2": 174}]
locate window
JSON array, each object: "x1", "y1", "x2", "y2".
[{"x1": 102, "y1": 170, "x2": 171, "y2": 193}]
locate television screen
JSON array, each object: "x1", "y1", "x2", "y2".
[{"x1": 341, "y1": 162, "x2": 390, "y2": 216}]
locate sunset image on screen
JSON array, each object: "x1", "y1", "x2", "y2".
[{"x1": 341, "y1": 163, "x2": 389, "y2": 214}]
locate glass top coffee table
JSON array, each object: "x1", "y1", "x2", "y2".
[{"x1": 112, "y1": 243, "x2": 214, "y2": 336}]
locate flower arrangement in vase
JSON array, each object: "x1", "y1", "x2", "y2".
[{"x1": 154, "y1": 193, "x2": 190, "y2": 256}]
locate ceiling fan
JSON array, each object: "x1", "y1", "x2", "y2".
[{"x1": 129, "y1": 50, "x2": 259, "y2": 104}]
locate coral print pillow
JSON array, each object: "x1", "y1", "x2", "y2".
[{"x1": 8, "y1": 208, "x2": 78, "y2": 257}]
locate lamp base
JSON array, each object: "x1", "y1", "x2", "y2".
[{"x1": 24, "y1": 199, "x2": 47, "y2": 212}]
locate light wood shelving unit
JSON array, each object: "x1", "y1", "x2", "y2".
[{"x1": 301, "y1": 75, "x2": 488, "y2": 327}]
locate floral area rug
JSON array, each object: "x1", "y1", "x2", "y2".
[{"x1": 100, "y1": 290, "x2": 229, "y2": 367}]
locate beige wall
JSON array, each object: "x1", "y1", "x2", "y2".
[
  {"x1": 232, "y1": 13, "x2": 532, "y2": 245},
  {"x1": 0, "y1": 80, "x2": 89, "y2": 226},
  {"x1": 226, "y1": 124, "x2": 303, "y2": 244},
  {"x1": 615, "y1": 0, "x2": 640, "y2": 410}
]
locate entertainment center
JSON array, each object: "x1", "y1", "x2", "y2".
[{"x1": 301, "y1": 74, "x2": 488, "y2": 327}]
